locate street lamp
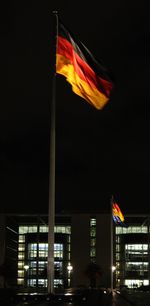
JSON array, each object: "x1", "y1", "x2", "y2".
[
  {"x1": 67, "y1": 263, "x2": 73, "y2": 287},
  {"x1": 112, "y1": 266, "x2": 116, "y2": 272},
  {"x1": 24, "y1": 265, "x2": 29, "y2": 271},
  {"x1": 67, "y1": 263, "x2": 73, "y2": 273},
  {"x1": 24, "y1": 264, "x2": 29, "y2": 288},
  {"x1": 111, "y1": 266, "x2": 116, "y2": 291}
]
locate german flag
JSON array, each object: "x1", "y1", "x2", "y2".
[
  {"x1": 112, "y1": 201, "x2": 125, "y2": 225},
  {"x1": 56, "y1": 21, "x2": 114, "y2": 110}
]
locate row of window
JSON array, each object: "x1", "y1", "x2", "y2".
[
  {"x1": 19, "y1": 226, "x2": 71, "y2": 234},
  {"x1": 90, "y1": 218, "x2": 96, "y2": 262},
  {"x1": 18, "y1": 225, "x2": 71, "y2": 288},
  {"x1": 116, "y1": 226, "x2": 148, "y2": 234},
  {"x1": 115, "y1": 233, "x2": 150, "y2": 288},
  {"x1": 17, "y1": 221, "x2": 150, "y2": 289}
]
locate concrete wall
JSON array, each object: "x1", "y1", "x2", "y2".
[
  {"x1": 71, "y1": 213, "x2": 111, "y2": 289},
  {"x1": 71, "y1": 214, "x2": 90, "y2": 287},
  {"x1": 96, "y1": 214, "x2": 111, "y2": 288}
]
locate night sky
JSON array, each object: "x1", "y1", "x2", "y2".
[{"x1": 1, "y1": 1, "x2": 150, "y2": 215}]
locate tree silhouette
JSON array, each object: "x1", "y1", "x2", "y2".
[{"x1": 85, "y1": 262, "x2": 103, "y2": 288}]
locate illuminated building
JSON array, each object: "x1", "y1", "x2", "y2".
[{"x1": 0, "y1": 213, "x2": 150, "y2": 290}]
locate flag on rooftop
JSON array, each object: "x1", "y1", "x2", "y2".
[
  {"x1": 56, "y1": 20, "x2": 114, "y2": 110},
  {"x1": 112, "y1": 197, "x2": 125, "y2": 225}
]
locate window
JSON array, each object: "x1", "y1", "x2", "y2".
[
  {"x1": 54, "y1": 244, "x2": 63, "y2": 259},
  {"x1": 28, "y1": 244, "x2": 37, "y2": 258},
  {"x1": 116, "y1": 226, "x2": 148, "y2": 234},
  {"x1": 90, "y1": 218, "x2": 96, "y2": 262},
  {"x1": 38, "y1": 243, "x2": 48, "y2": 258},
  {"x1": 17, "y1": 224, "x2": 71, "y2": 288}
]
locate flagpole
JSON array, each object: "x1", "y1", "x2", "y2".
[
  {"x1": 110, "y1": 195, "x2": 114, "y2": 292},
  {"x1": 47, "y1": 11, "x2": 58, "y2": 295}
]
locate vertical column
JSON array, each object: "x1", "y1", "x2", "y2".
[{"x1": 0, "y1": 214, "x2": 6, "y2": 288}]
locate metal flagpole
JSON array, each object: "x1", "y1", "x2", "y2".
[
  {"x1": 47, "y1": 11, "x2": 58, "y2": 295},
  {"x1": 110, "y1": 195, "x2": 114, "y2": 292}
]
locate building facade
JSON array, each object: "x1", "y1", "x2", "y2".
[
  {"x1": 0, "y1": 213, "x2": 150, "y2": 290},
  {"x1": 115, "y1": 215, "x2": 150, "y2": 289}
]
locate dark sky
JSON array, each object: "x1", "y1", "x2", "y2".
[{"x1": 1, "y1": 1, "x2": 150, "y2": 215}]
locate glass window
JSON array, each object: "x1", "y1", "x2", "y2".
[
  {"x1": 39, "y1": 250, "x2": 48, "y2": 257},
  {"x1": 116, "y1": 253, "x2": 120, "y2": 261},
  {"x1": 17, "y1": 278, "x2": 24, "y2": 285},
  {"x1": 29, "y1": 268, "x2": 37, "y2": 276},
  {"x1": 27, "y1": 279, "x2": 36, "y2": 287},
  {"x1": 54, "y1": 262, "x2": 63, "y2": 269},
  {"x1": 38, "y1": 279, "x2": 47, "y2": 287},
  {"x1": 125, "y1": 279, "x2": 149, "y2": 288},
  {"x1": 18, "y1": 253, "x2": 25, "y2": 260},
  {"x1": 90, "y1": 238, "x2": 96, "y2": 246},
  {"x1": 18, "y1": 244, "x2": 25, "y2": 251},
  {"x1": 116, "y1": 226, "x2": 148, "y2": 234},
  {"x1": 54, "y1": 279, "x2": 63, "y2": 286},
  {"x1": 116, "y1": 245, "x2": 120, "y2": 252},
  {"x1": 38, "y1": 261, "x2": 47, "y2": 268},
  {"x1": 18, "y1": 262, "x2": 24, "y2": 269},
  {"x1": 30, "y1": 261, "x2": 37, "y2": 268},
  {"x1": 126, "y1": 262, "x2": 148, "y2": 268},
  {"x1": 125, "y1": 244, "x2": 148, "y2": 251},
  {"x1": 54, "y1": 226, "x2": 71, "y2": 234},
  {"x1": 90, "y1": 218, "x2": 96, "y2": 262},
  {"x1": 39, "y1": 243, "x2": 48, "y2": 250},
  {"x1": 90, "y1": 228, "x2": 96, "y2": 237},
  {"x1": 28, "y1": 244, "x2": 37, "y2": 250},
  {"x1": 39, "y1": 226, "x2": 48, "y2": 232},
  {"x1": 19, "y1": 226, "x2": 37, "y2": 234},
  {"x1": 38, "y1": 243, "x2": 48, "y2": 258},
  {"x1": 18, "y1": 235, "x2": 25, "y2": 242},
  {"x1": 54, "y1": 251, "x2": 63, "y2": 259},
  {"x1": 90, "y1": 248, "x2": 96, "y2": 257},
  {"x1": 90, "y1": 218, "x2": 96, "y2": 226},
  {"x1": 19, "y1": 226, "x2": 28, "y2": 234},
  {"x1": 54, "y1": 244, "x2": 63, "y2": 251},
  {"x1": 18, "y1": 270, "x2": 24, "y2": 277}
]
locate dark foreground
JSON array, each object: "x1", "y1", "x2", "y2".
[{"x1": 0, "y1": 288, "x2": 150, "y2": 306}]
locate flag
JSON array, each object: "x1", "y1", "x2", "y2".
[
  {"x1": 56, "y1": 20, "x2": 114, "y2": 110},
  {"x1": 112, "y1": 199, "x2": 125, "y2": 225}
]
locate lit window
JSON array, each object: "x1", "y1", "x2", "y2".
[
  {"x1": 18, "y1": 244, "x2": 25, "y2": 251},
  {"x1": 19, "y1": 226, "x2": 28, "y2": 234},
  {"x1": 125, "y1": 244, "x2": 148, "y2": 251},
  {"x1": 39, "y1": 226, "x2": 48, "y2": 232},
  {"x1": 18, "y1": 235, "x2": 25, "y2": 242},
  {"x1": 90, "y1": 238, "x2": 96, "y2": 247},
  {"x1": 28, "y1": 226, "x2": 37, "y2": 233},
  {"x1": 38, "y1": 243, "x2": 48, "y2": 257},
  {"x1": 19, "y1": 226, "x2": 37, "y2": 234},
  {"x1": 90, "y1": 218, "x2": 96, "y2": 262},
  {"x1": 18, "y1": 253, "x2": 25, "y2": 260},
  {"x1": 90, "y1": 248, "x2": 96, "y2": 257},
  {"x1": 18, "y1": 270, "x2": 24, "y2": 277},
  {"x1": 116, "y1": 253, "x2": 120, "y2": 260},
  {"x1": 54, "y1": 244, "x2": 63, "y2": 251},
  {"x1": 90, "y1": 219, "x2": 96, "y2": 226},
  {"x1": 17, "y1": 278, "x2": 24, "y2": 285},
  {"x1": 18, "y1": 262, "x2": 24, "y2": 269},
  {"x1": 116, "y1": 226, "x2": 148, "y2": 234},
  {"x1": 54, "y1": 226, "x2": 71, "y2": 234}
]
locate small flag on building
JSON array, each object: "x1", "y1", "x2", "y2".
[
  {"x1": 56, "y1": 20, "x2": 114, "y2": 110},
  {"x1": 112, "y1": 197, "x2": 125, "y2": 225}
]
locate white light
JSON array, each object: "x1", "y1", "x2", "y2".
[
  {"x1": 67, "y1": 263, "x2": 73, "y2": 272},
  {"x1": 112, "y1": 266, "x2": 116, "y2": 272},
  {"x1": 24, "y1": 265, "x2": 29, "y2": 271}
]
